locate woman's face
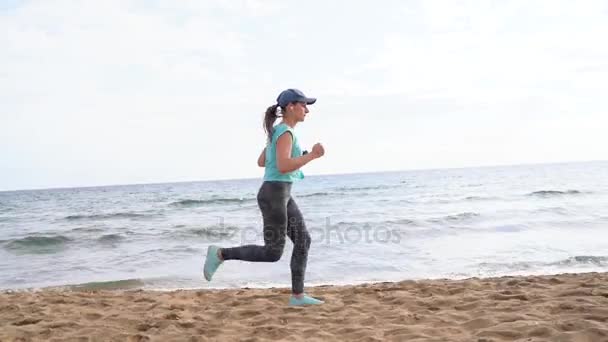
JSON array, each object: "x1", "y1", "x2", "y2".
[{"x1": 287, "y1": 101, "x2": 309, "y2": 122}]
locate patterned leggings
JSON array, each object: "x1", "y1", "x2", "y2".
[{"x1": 221, "y1": 181, "x2": 312, "y2": 294}]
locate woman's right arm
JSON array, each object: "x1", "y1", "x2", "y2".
[{"x1": 275, "y1": 133, "x2": 323, "y2": 174}]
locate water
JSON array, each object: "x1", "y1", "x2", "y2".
[{"x1": 1, "y1": 161, "x2": 607, "y2": 291}]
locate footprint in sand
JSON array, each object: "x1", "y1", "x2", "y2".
[
  {"x1": 44, "y1": 321, "x2": 80, "y2": 329},
  {"x1": 12, "y1": 317, "x2": 42, "y2": 326},
  {"x1": 127, "y1": 334, "x2": 150, "y2": 342},
  {"x1": 177, "y1": 321, "x2": 195, "y2": 329},
  {"x1": 234, "y1": 309, "x2": 262, "y2": 319},
  {"x1": 134, "y1": 297, "x2": 157, "y2": 303},
  {"x1": 84, "y1": 312, "x2": 103, "y2": 320},
  {"x1": 163, "y1": 312, "x2": 180, "y2": 320}
]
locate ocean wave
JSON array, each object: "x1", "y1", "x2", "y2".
[
  {"x1": 527, "y1": 190, "x2": 585, "y2": 197},
  {"x1": 59, "y1": 278, "x2": 145, "y2": 291},
  {"x1": 534, "y1": 206, "x2": 570, "y2": 216},
  {"x1": 492, "y1": 224, "x2": 527, "y2": 233},
  {"x1": 141, "y1": 246, "x2": 201, "y2": 255},
  {"x1": 97, "y1": 234, "x2": 125, "y2": 244},
  {"x1": 168, "y1": 224, "x2": 239, "y2": 239},
  {"x1": 477, "y1": 255, "x2": 608, "y2": 273},
  {"x1": 186, "y1": 227, "x2": 238, "y2": 238},
  {"x1": 386, "y1": 218, "x2": 418, "y2": 226},
  {"x1": 71, "y1": 226, "x2": 105, "y2": 233},
  {"x1": 3, "y1": 235, "x2": 72, "y2": 254},
  {"x1": 298, "y1": 192, "x2": 334, "y2": 198},
  {"x1": 170, "y1": 198, "x2": 253, "y2": 207},
  {"x1": 447, "y1": 212, "x2": 480, "y2": 220},
  {"x1": 335, "y1": 185, "x2": 393, "y2": 192},
  {"x1": 552, "y1": 255, "x2": 608, "y2": 266},
  {"x1": 334, "y1": 218, "x2": 418, "y2": 228},
  {"x1": 0, "y1": 202, "x2": 14, "y2": 215},
  {"x1": 464, "y1": 196, "x2": 499, "y2": 201},
  {"x1": 431, "y1": 212, "x2": 480, "y2": 223},
  {"x1": 64, "y1": 212, "x2": 152, "y2": 221},
  {"x1": 334, "y1": 221, "x2": 373, "y2": 228},
  {"x1": 477, "y1": 261, "x2": 534, "y2": 272}
]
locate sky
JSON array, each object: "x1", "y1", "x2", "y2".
[{"x1": 1, "y1": 0, "x2": 607, "y2": 191}]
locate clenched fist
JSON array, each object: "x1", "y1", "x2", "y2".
[{"x1": 311, "y1": 143, "x2": 325, "y2": 159}]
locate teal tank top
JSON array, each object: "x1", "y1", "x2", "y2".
[{"x1": 263, "y1": 123, "x2": 305, "y2": 182}]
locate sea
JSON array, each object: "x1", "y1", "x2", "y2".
[{"x1": 1, "y1": 161, "x2": 607, "y2": 291}]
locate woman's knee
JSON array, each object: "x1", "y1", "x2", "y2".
[
  {"x1": 299, "y1": 231, "x2": 311, "y2": 250},
  {"x1": 305, "y1": 232, "x2": 311, "y2": 249},
  {"x1": 266, "y1": 246, "x2": 284, "y2": 262}
]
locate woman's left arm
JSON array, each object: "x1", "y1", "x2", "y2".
[{"x1": 257, "y1": 148, "x2": 266, "y2": 167}]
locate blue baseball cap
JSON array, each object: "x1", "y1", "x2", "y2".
[{"x1": 276, "y1": 89, "x2": 317, "y2": 107}]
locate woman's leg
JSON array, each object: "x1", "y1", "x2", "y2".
[
  {"x1": 221, "y1": 182, "x2": 290, "y2": 262},
  {"x1": 286, "y1": 197, "x2": 311, "y2": 294},
  {"x1": 285, "y1": 197, "x2": 323, "y2": 305}
]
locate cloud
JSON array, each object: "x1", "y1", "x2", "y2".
[{"x1": 334, "y1": 1, "x2": 608, "y2": 104}]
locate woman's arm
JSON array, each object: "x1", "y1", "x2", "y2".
[
  {"x1": 275, "y1": 133, "x2": 320, "y2": 174},
  {"x1": 257, "y1": 148, "x2": 266, "y2": 167}
]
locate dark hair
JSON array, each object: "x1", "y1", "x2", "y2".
[{"x1": 263, "y1": 104, "x2": 280, "y2": 142}]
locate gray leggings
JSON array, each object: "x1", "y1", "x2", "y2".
[{"x1": 221, "y1": 181, "x2": 312, "y2": 294}]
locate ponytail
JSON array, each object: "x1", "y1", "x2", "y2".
[{"x1": 263, "y1": 104, "x2": 279, "y2": 142}]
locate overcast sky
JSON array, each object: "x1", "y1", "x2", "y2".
[{"x1": 1, "y1": 0, "x2": 607, "y2": 191}]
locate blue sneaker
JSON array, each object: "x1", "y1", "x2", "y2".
[
  {"x1": 203, "y1": 245, "x2": 223, "y2": 281},
  {"x1": 288, "y1": 294, "x2": 324, "y2": 306}
]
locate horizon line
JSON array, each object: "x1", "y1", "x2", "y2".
[{"x1": 1, "y1": 159, "x2": 606, "y2": 193}]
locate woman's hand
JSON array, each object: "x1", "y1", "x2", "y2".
[
  {"x1": 311, "y1": 143, "x2": 325, "y2": 159},
  {"x1": 276, "y1": 134, "x2": 323, "y2": 173}
]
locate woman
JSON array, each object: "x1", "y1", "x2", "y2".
[{"x1": 203, "y1": 88, "x2": 325, "y2": 306}]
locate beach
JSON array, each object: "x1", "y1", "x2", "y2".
[{"x1": 2, "y1": 272, "x2": 608, "y2": 341}]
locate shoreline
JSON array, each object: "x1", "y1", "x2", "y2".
[
  {"x1": 2, "y1": 271, "x2": 608, "y2": 341},
  {"x1": 5, "y1": 268, "x2": 605, "y2": 293}
]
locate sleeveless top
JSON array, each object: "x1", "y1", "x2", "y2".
[{"x1": 263, "y1": 123, "x2": 305, "y2": 182}]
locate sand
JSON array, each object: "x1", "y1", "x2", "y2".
[{"x1": 1, "y1": 272, "x2": 608, "y2": 342}]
